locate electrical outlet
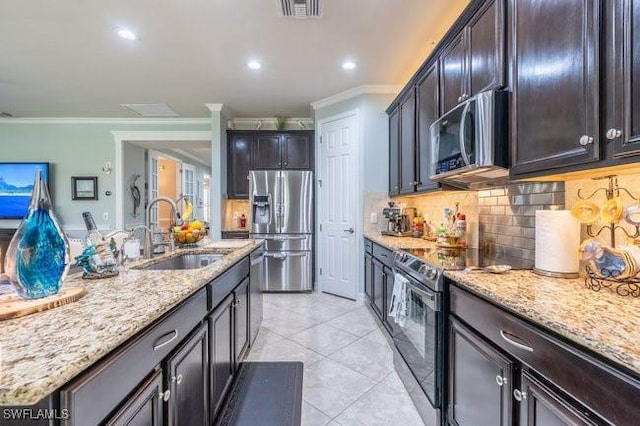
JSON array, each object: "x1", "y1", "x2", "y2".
[
  {"x1": 370, "y1": 212, "x2": 378, "y2": 224},
  {"x1": 103, "y1": 212, "x2": 108, "y2": 221}
]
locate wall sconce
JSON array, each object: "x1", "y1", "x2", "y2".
[{"x1": 102, "y1": 161, "x2": 112, "y2": 174}]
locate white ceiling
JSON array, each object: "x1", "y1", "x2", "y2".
[{"x1": 0, "y1": 0, "x2": 468, "y2": 118}]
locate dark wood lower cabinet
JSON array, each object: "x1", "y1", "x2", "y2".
[
  {"x1": 364, "y1": 252, "x2": 372, "y2": 300},
  {"x1": 106, "y1": 370, "x2": 164, "y2": 426},
  {"x1": 519, "y1": 371, "x2": 599, "y2": 426},
  {"x1": 165, "y1": 323, "x2": 209, "y2": 426},
  {"x1": 372, "y1": 259, "x2": 384, "y2": 318},
  {"x1": 382, "y1": 265, "x2": 396, "y2": 335},
  {"x1": 448, "y1": 317, "x2": 514, "y2": 426},
  {"x1": 234, "y1": 278, "x2": 250, "y2": 365},
  {"x1": 209, "y1": 294, "x2": 235, "y2": 420}
]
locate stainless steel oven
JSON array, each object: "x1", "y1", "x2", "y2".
[{"x1": 392, "y1": 251, "x2": 446, "y2": 426}]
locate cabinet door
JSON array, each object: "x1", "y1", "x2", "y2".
[
  {"x1": 209, "y1": 294, "x2": 235, "y2": 419},
  {"x1": 165, "y1": 323, "x2": 208, "y2": 426},
  {"x1": 440, "y1": 32, "x2": 468, "y2": 114},
  {"x1": 371, "y1": 259, "x2": 385, "y2": 320},
  {"x1": 105, "y1": 370, "x2": 163, "y2": 426},
  {"x1": 518, "y1": 371, "x2": 600, "y2": 426},
  {"x1": 382, "y1": 265, "x2": 396, "y2": 335},
  {"x1": 389, "y1": 107, "x2": 401, "y2": 196},
  {"x1": 416, "y1": 63, "x2": 441, "y2": 193},
  {"x1": 234, "y1": 277, "x2": 250, "y2": 364},
  {"x1": 510, "y1": 0, "x2": 600, "y2": 176},
  {"x1": 448, "y1": 317, "x2": 514, "y2": 426},
  {"x1": 282, "y1": 133, "x2": 312, "y2": 169},
  {"x1": 609, "y1": 0, "x2": 640, "y2": 158},
  {"x1": 399, "y1": 90, "x2": 417, "y2": 194},
  {"x1": 253, "y1": 134, "x2": 282, "y2": 169},
  {"x1": 364, "y1": 252, "x2": 373, "y2": 300},
  {"x1": 227, "y1": 132, "x2": 253, "y2": 199},
  {"x1": 468, "y1": 0, "x2": 505, "y2": 95}
]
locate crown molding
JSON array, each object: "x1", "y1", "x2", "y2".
[
  {"x1": 205, "y1": 103, "x2": 224, "y2": 112},
  {"x1": 0, "y1": 117, "x2": 211, "y2": 124},
  {"x1": 110, "y1": 130, "x2": 211, "y2": 143},
  {"x1": 170, "y1": 148, "x2": 211, "y2": 167},
  {"x1": 231, "y1": 117, "x2": 314, "y2": 130},
  {"x1": 310, "y1": 84, "x2": 402, "y2": 110}
]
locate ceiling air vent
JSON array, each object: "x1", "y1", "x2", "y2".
[
  {"x1": 279, "y1": 0, "x2": 321, "y2": 18},
  {"x1": 120, "y1": 103, "x2": 180, "y2": 117}
]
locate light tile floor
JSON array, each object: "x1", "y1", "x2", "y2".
[{"x1": 247, "y1": 292, "x2": 425, "y2": 426}]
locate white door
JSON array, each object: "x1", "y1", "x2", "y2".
[
  {"x1": 147, "y1": 150, "x2": 161, "y2": 232},
  {"x1": 182, "y1": 162, "x2": 196, "y2": 217},
  {"x1": 318, "y1": 113, "x2": 358, "y2": 300}
]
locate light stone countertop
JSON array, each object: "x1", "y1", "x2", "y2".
[
  {"x1": 0, "y1": 240, "x2": 263, "y2": 406},
  {"x1": 365, "y1": 232, "x2": 640, "y2": 377}
]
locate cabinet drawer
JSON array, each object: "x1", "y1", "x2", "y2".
[
  {"x1": 208, "y1": 258, "x2": 250, "y2": 311},
  {"x1": 364, "y1": 239, "x2": 373, "y2": 254},
  {"x1": 61, "y1": 288, "x2": 207, "y2": 426},
  {"x1": 450, "y1": 284, "x2": 640, "y2": 426},
  {"x1": 372, "y1": 244, "x2": 393, "y2": 267}
]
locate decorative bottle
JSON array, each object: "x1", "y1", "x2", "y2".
[
  {"x1": 4, "y1": 170, "x2": 70, "y2": 299},
  {"x1": 82, "y1": 211, "x2": 118, "y2": 274}
]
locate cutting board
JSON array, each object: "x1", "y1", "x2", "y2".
[{"x1": 0, "y1": 286, "x2": 87, "y2": 321}]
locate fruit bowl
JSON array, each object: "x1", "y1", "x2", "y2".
[{"x1": 172, "y1": 220, "x2": 205, "y2": 247}]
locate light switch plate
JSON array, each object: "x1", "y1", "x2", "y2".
[{"x1": 370, "y1": 212, "x2": 378, "y2": 224}]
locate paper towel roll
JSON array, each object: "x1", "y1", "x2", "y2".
[{"x1": 535, "y1": 210, "x2": 581, "y2": 278}]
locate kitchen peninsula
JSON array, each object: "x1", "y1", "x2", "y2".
[{"x1": 0, "y1": 240, "x2": 263, "y2": 425}]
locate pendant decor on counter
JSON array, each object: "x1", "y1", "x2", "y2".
[{"x1": 4, "y1": 170, "x2": 71, "y2": 299}]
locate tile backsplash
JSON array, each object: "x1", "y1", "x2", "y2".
[
  {"x1": 478, "y1": 182, "x2": 565, "y2": 268},
  {"x1": 222, "y1": 199, "x2": 249, "y2": 229}
]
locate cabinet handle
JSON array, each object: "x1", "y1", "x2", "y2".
[
  {"x1": 495, "y1": 375, "x2": 508, "y2": 387},
  {"x1": 159, "y1": 389, "x2": 171, "y2": 402},
  {"x1": 394, "y1": 186, "x2": 399, "y2": 190},
  {"x1": 172, "y1": 374, "x2": 183, "y2": 385},
  {"x1": 457, "y1": 96, "x2": 463, "y2": 103},
  {"x1": 499, "y1": 330, "x2": 534, "y2": 352},
  {"x1": 606, "y1": 128, "x2": 622, "y2": 140},
  {"x1": 579, "y1": 135, "x2": 594, "y2": 146},
  {"x1": 236, "y1": 299, "x2": 241, "y2": 307},
  {"x1": 513, "y1": 389, "x2": 527, "y2": 402},
  {"x1": 153, "y1": 329, "x2": 179, "y2": 351}
]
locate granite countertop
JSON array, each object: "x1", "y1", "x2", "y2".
[
  {"x1": 0, "y1": 240, "x2": 262, "y2": 406},
  {"x1": 365, "y1": 232, "x2": 640, "y2": 377}
]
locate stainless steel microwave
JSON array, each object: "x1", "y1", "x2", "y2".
[{"x1": 429, "y1": 90, "x2": 508, "y2": 189}]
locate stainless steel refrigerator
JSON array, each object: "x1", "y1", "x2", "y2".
[{"x1": 249, "y1": 170, "x2": 313, "y2": 292}]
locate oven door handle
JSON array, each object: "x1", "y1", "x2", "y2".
[
  {"x1": 458, "y1": 100, "x2": 472, "y2": 167},
  {"x1": 407, "y1": 282, "x2": 440, "y2": 312}
]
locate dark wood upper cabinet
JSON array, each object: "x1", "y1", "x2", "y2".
[
  {"x1": 440, "y1": 0, "x2": 505, "y2": 115},
  {"x1": 282, "y1": 134, "x2": 312, "y2": 169},
  {"x1": 440, "y1": 33, "x2": 468, "y2": 114},
  {"x1": 399, "y1": 90, "x2": 417, "y2": 194},
  {"x1": 416, "y1": 63, "x2": 441, "y2": 193},
  {"x1": 388, "y1": 107, "x2": 400, "y2": 196},
  {"x1": 165, "y1": 323, "x2": 209, "y2": 426},
  {"x1": 468, "y1": 0, "x2": 505, "y2": 95},
  {"x1": 510, "y1": 0, "x2": 600, "y2": 176},
  {"x1": 448, "y1": 317, "x2": 514, "y2": 426},
  {"x1": 607, "y1": 0, "x2": 640, "y2": 158},
  {"x1": 227, "y1": 132, "x2": 253, "y2": 199},
  {"x1": 253, "y1": 135, "x2": 282, "y2": 170}
]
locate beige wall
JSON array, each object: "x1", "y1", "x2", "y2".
[{"x1": 158, "y1": 158, "x2": 179, "y2": 230}]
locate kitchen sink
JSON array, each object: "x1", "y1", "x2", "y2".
[{"x1": 135, "y1": 253, "x2": 225, "y2": 270}]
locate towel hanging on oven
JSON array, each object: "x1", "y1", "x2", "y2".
[{"x1": 389, "y1": 272, "x2": 409, "y2": 327}]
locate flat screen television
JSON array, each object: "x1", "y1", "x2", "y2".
[{"x1": 0, "y1": 162, "x2": 50, "y2": 219}]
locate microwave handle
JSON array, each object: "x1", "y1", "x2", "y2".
[{"x1": 458, "y1": 101, "x2": 472, "y2": 167}]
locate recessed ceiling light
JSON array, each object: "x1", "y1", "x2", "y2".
[
  {"x1": 115, "y1": 27, "x2": 137, "y2": 41},
  {"x1": 247, "y1": 60, "x2": 262, "y2": 70},
  {"x1": 342, "y1": 60, "x2": 357, "y2": 70}
]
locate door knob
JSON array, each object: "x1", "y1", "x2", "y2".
[{"x1": 343, "y1": 228, "x2": 355, "y2": 234}]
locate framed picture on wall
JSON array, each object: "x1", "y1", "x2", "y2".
[{"x1": 71, "y1": 176, "x2": 98, "y2": 200}]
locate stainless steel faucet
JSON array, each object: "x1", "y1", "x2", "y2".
[{"x1": 145, "y1": 196, "x2": 182, "y2": 259}]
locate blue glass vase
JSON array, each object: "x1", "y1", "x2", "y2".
[{"x1": 4, "y1": 170, "x2": 70, "y2": 299}]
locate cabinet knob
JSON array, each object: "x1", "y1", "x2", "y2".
[
  {"x1": 606, "y1": 128, "x2": 622, "y2": 140},
  {"x1": 278, "y1": 162, "x2": 282, "y2": 167},
  {"x1": 495, "y1": 375, "x2": 508, "y2": 387},
  {"x1": 172, "y1": 374, "x2": 183, "y2": 385},
  {"x1": 159, "y1": 389, "x2": 171, "y2": 402},
  {"x1": 457, "y1": 96, "x2": 463, "y2": 103},
  {"x1": 513, "y1": 389, "x2": 527, "y2": 402},
  {"x1": 579, "y1": 135, "x2": 594, "y2": 146},
  {"x1": 284, "y1": 162, "x2": 288, "y2": 166}
]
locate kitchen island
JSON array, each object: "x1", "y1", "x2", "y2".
[{"x1": 0, "y1": 239, "x2": 263, "y2": 425}]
